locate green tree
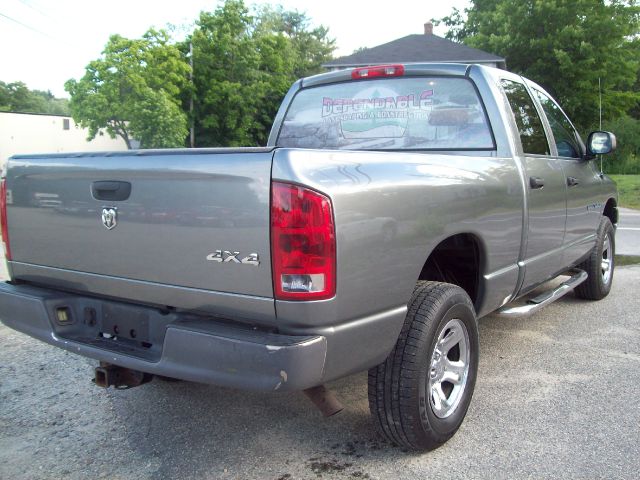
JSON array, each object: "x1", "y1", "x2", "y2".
[
  {"x1": 253, "y1": 5, "x2": 336, "y2": 78},
  {"x1": 0, "y1": 80, "x2": 69, "y2": 115},
  {"x1": 3, "y1": 81, "x2": 47, "y2": 112},
  {"x1": 434, "y1": 0, "x2": 640, "y2": 130},
  {"x1": 189, "y1": 0, "x2": 263, "y2": 147},
  {"x1": 0, "y1": 82, "x2": 9, "y2": 110},
  {"x1": 46, "y1": 96, "x2": 71, "y2": 116},
  {"x1": 596, "y1": 116, "x2": 640, "y2": 174},
  {"x1": 188, "y1": 0, "x2": 335, "y2": 147},
  {"x1": 65, "y1": 29, "x2": 190, "y2": 149}
]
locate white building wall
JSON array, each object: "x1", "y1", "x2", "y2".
[{"x1": 0, "y1": 112, "x2": 128, "y2": 169}]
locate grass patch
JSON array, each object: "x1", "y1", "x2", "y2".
[
  {"x1": 615, "y1": 255, "x2": 640, "y2": 266},
  {"x1": 609, "y1": 175, "x2": 640, "y2": 209}
]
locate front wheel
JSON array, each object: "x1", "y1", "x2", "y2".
[
  {"x1": 368, "y1": 281, "x2": 479, "y2": 451},
  {"x1": 575, "y1": 217, "x2": 615, "y2": 300}
]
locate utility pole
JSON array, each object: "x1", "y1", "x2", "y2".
[{"x1": 190, "y1": 41, "x2": 195, "y2": 148}]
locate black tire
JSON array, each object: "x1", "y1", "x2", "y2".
[
  {"x1": 368, "y1": 281, "x2": 479, "y2": 451},
  {"x1": 575, "y1": 217, "x2": 615, "y2": 300}
]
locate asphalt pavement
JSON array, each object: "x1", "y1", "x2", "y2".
[
  {"x1": 1, "y1": 261, "x2": 639, "y2": 479},
  {"x1": 617, "y1": 207, "x2": 640, "y2": 256}
]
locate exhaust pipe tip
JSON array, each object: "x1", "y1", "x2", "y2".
[{"x1": 304, "y1": 385, "x2": 345, "y2": 417}]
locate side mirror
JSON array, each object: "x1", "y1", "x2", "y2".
[{"x1": 587, "y1": 131, "x2": 617, "y2": 156}]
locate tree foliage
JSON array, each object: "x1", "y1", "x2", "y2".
[
  {"x1": 597, "y1": 116, "x2": 640, "y2": 174},
  {"x1": 189, "y1": 0, "x2": 335, "y2": 147},
  {"x1": 63, "y1": 1, "x2": 334, "y2": 149},
  {"x1": 434, "y1": 0, "x2": 640, "y2": 130},
  {"x1": 253, "y1": 5, "x2": 336, "y2": 78},
  {"x1": 0, "y1": 80, "x2": 69, "y2": 115},
  {"x1": 65, "y1": 29, "x2": 190, "y2": 149}
]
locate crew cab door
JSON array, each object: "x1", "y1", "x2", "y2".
[
  {"x1": 531, "y1": 87, "x2": 603, "y2": 265},
  {"x1": 501, "y1": 79, "x2": 567, "y2": 292}
]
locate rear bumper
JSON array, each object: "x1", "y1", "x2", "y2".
[{"x1": 0, "y1": 282, "x2": 326, "y2": 391}]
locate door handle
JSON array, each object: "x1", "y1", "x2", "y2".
[
  {"x1": 529, "y1": 177, "x2": 545, "y2": 189},
  {"x1": 91, "y1": 181, "x2": 132, "y2": 201},
  {"x1": 567, "y1": 176, "x2": 580, "y2": 187}
]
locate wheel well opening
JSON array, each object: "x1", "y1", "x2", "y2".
[
  {"x1": 603, "y1": 198, "x2": 618, "y2": 225},
  {"x1": 418, "y1": 234, "x2": 482, "y2": 308}
]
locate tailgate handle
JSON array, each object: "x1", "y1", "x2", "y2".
[{"x1": 91, "y1": 181, "x2": 131, "y2": 201}]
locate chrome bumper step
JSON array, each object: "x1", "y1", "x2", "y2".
[{"x1": 495, "y1": 269, "x2": 588, "y2": 318}]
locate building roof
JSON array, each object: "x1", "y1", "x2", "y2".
[{"x1": 323, "y1": 30, "x2": 506, "y2": 69}]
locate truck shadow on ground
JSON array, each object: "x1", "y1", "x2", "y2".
[
  {"x1": 102, "y1": 292, "x2": 602, "y2": 480},
  {"x1": 106, "y1": 371, "x2": 406, "y2": 479}
]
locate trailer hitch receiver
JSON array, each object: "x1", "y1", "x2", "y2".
[{"x1": 93, "y1": 362, "x2": 153, "y2": 389}]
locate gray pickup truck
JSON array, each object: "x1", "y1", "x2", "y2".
[{"x1": 0, "y1": 63, "x2": 618, "y2": 451}]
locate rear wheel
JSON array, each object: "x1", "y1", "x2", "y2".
[
  {"x1": 575, "y1": 217, "x2": 615, "y2": 300},
  {"x1": 368, "y1": 281, "x2": 479, "y2": 451}
]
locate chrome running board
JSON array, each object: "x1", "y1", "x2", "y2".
[{"x1": 495, "y1": 269, "x2": 588, "y2": 318}]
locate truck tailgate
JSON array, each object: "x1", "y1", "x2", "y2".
[{"x1": 5, "y1": 148, "x2": 275, "y2": 305}]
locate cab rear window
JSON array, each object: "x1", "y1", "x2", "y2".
[{"x1": 276, "y1": 77, "x2": 495, "y2": 150}]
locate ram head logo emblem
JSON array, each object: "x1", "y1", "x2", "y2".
[{"x1": 101, "y1": 207, "x2": 117, "y2": 230}]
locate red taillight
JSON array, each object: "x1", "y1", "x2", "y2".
[
  {"x1": 351, "y1": 64, "x2": 405, "y2": 79},
  {"x1": 271, "y1": 182, "x2": 336, "y2": 301},
  {"x1": 0, "y1": 178, "x2": 11, "y2": 261}
]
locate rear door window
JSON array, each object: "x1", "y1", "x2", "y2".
[
  {"x1": 501, "y1": 79, "x2": 550, "y2": 155},
  {"x1": 277, "y1": 77, "x2": 495, "y2": 150}
]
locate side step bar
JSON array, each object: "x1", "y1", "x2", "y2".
[{"x1": 495, "y1": 269, "x2": 587, "y2": 318}]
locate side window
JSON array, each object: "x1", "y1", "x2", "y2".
[
  {"x1": 533, "y1": 89, "x2": 581, "y2": 158},
  {"x1": 501, "y1": 79, "x2": 550, "y2": 155}
]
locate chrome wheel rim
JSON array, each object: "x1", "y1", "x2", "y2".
[
  {"x1": 428, "y1": 318, "x2": 470, "y2": 419},
  {"x1": 601, "y1": 234, "x2": 613, "y2": 285}
]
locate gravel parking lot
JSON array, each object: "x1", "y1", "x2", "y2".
[{"x1": 1, "y1": 265, "x2": 639, "y2": 480}]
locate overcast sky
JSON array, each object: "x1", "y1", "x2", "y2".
[{"x1": 0, "y1": 0, "x2": 470, "y2": 98}]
